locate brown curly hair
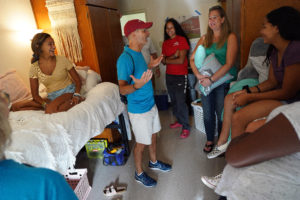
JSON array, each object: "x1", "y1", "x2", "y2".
[{"x1": 31, "y1": 33, "x2": 51, "y2": 64}]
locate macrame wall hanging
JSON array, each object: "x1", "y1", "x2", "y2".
[{"x1": 46, "y1": 0, "x2": 82, "y2": 63}]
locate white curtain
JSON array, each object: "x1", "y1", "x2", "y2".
[{"x1": 46, "y1": 0, "x2": 82, "y2": 63}]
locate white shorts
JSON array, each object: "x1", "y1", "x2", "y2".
[{"x1": 128, "y1": 105, "x2": 161, "y2": 145}]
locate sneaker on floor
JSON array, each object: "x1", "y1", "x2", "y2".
[
  {"x1": 149, "y1": 160, "x2": 172, "y2": 172},
  {"x1": 135, "y1": 172, "x2": 157, "y2": 187},
  {"x1": 201, "y1": 173, "x2": 222, "y2": 190},
  {"x1": 169, "y1": 122, "x2": 182, "y2": 128},
  {"x1": 180, "y1": 129, "x2": 190, "y2": 139},
  {"x1": 207, "y1": 142, "x2": 229, "y2": 159}
]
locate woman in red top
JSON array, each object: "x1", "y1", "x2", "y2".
[{"x1": 162, "y1": 18, "x2": 191, "y2": 138}]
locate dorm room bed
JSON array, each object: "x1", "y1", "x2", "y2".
[{"x1": 4, "y1": 82, "x2": 128, "y2": 174}]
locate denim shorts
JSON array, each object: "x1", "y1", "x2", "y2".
[{"x1": 47, "y1": 84, "x2": 75, "y2": 101}]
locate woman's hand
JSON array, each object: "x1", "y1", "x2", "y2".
[
  {"x1": 200, "y1": 77, "x2": 212, "y2": 87},
  {"x1": 232, "y1": 93, "x2": 251, "y2": 107},
  {"x1": 196, "y1": 73, "x2": 209, "y2": 81},
  {"x1": 232, "y1": 90, "x2": 247, "y2": 99},
  {"x1": 130, "y1": 69, "x2": 153, "y2": 89},
  {"x1": 71, "y1": 94, "x2": 85, "y2": 105}
]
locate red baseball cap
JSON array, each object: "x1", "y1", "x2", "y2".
[{"x1": 124, "y1": 19, "x2": 153, "y2": 37}]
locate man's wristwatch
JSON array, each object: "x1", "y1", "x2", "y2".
[{"x1": 242, "y1": 85, "x2": 251, "y2": 93}]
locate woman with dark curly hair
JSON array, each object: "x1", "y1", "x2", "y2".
[
  {"x1": 205, "y1": 6, "x2": 300, "y2": 159},
  {"x1": 162, "y1": 18, "x2": 191, "y2": 138}
]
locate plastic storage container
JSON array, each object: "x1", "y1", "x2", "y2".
[
  {"x1": 64, "y1": 168, "x2": 92, "y2": 200},
  {"x1": 85, "y1": 139, "x2": 107, "y2": 159},
  {"x1": 154, "y1": 90, "x2": 169, "y2": 110}
]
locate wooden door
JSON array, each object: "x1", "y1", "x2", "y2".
[
  {"x1": 87, "y1": 5, "x2": 123, "y2": 84},
  {"x1": 227, "y1": 0, "x2": 300, "y2": 68}
]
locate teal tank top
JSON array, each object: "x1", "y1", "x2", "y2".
[{"x1": 205, "y1": 41, "x2": 237, "y2": 82}]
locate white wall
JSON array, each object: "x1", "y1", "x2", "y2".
[
  {"x1": 0, "y1": 0, "x2": 37, "y2": 87},
  {"x1": 118, "y1": 0, "x2": 219, "y2": 90}
]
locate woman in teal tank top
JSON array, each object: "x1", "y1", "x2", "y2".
[
  {"x1": 206, "y1": 42, "x2": 237, "y2": 81},
  {"x1": 190, "y1": 5, "x2": 238, "y2": 153}
]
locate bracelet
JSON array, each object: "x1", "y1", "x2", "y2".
[
  {"x1": 256, "y1": 85, "x2": 261, "y2": 93},
  {"x1": 242, "y1": 85, "x2": 251, "y2": 93},
  {"x1": 73, "y1": 93, "x2": 81, "y2": 97},
  {"x1": 133, "y1": 84, "x2": 139, "y2": 90},
  {"x1": 208, "y1": 77, "x2": 214, "y2": 84}
]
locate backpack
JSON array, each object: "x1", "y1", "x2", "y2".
[{"x1": 103, "y1": 147, "x2": 126, "y2": 166}]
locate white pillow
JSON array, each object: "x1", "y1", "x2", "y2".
[
  {"x1": 197, "y1": 53, "x2": 233, "y2": 96},
  {"x1": 249, "y1": 56, "x2": 269, "y2": 83},
  {"x1": 0, "y1": 70, "x2": 31, "y2": 103},
  {"x1": 85, "y1": 70, "x2": 102, "y2": 93}
]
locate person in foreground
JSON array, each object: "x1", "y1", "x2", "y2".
[
  {"x1": 11, "y1": 33, "x2": 84, "y2": 114},
  {"x1": 0, "y1": 91, "x2": 78, "y2": 200},
  {"x1": 202, "y1": 101, "x2": 300, "y2": 200},
  {"x1": 206, "y1": 6, "x2": 300, "y2": 159},
  {"x1": 117, "y1": 19, "x2": 171, "y2": 187},
  {"x1": 190, "y1": 5, "x2": 238, "y2": 152},
  {"x1": 162, "y1": 18, "x2": 191, "y2": 138}
]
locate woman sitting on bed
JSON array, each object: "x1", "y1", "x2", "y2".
[
  {"x1": 11, "y1": 33, "x2": 84, "y2": 114},
  {"x1": 206, "y1": 6, "x2": 300, "y2": 159}
]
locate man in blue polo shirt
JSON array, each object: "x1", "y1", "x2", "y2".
[{"x1": 117, "y1": 19, "x2": 172, "y2": 187}]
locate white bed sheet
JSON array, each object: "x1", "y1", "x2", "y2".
[{"x1": 4, "y1": 82, "x2": 125, "y2": 174}]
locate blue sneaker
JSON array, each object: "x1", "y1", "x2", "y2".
[
  {"x1": 149, "y1": 160, "x2": 172, "y2": 172},
  {"x1": 135, "y1": 172, "x2": 157, "y2": 187}
]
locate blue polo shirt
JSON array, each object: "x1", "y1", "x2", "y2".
[{"x1": 117, "y1": 46, "x2": 155, "y2": 113}]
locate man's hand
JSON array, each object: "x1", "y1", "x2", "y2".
[
  {"x1": 149, "y1": 55, "x2": 163, "y2": 68},
  {"x1": 130, "y1": 69, "x2": 153, "y2": 89}
]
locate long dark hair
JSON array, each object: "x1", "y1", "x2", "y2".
[
  {"x1": 265, "y1": 6, "x2": 300, "y2": 64},
  {"x1": 205, "y1": 5, "x2": 231, "y2": 48},
  {"x1": 164, "y1": 18, "x2": 191, "y2": 57},
  {"x1": 31, "y1": 33, "x2": 52, "y2": 64}
]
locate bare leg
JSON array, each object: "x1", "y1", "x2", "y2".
[
  {"x1": 11, "y1": 99, "x2": 43, "y2": 111},
  {"x1": 217, "y1": 93, "x2": 237, "y2": 146},
  {"x1": 245, "y1": 118, "x2": 266, "y2": 133},
  {"x1": 45, "y1": 93, "x2": 73, "y2": 114},
  {"x1": 231, "y1": 100, "x2": 283, "y2": 139},
  {"x1": 134, "y1": 142, "x2": 146, "y2": 174},
  {"x1": 148, "y1": 134, "x2": 157, "y2": 163}
]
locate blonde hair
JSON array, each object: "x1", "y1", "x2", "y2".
[
  {"x1": 204, "y1": 5, "x2": 232, "y2": 49},
  {"x1": 0, "y1": 102, "x2": 12, "y2": 160}
]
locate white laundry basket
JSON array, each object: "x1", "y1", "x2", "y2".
[
  {"x1": 191, "y1": 99, "x2": 206, "y2": 134},
  {"x1": 191, "y1": 99, "x2": 218, "y2": 135}
]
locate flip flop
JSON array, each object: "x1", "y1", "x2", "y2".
[
  {"x1": 203, "y1": 143, "x2": 214, "y2": 153},
  {"x1": 103, "y1": 185, "x2": 126, "y2": 197}
]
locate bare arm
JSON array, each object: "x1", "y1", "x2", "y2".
[
  {"x1": 210, "y1": 33, "x2": 238, "y2": 82},
  {"x1": 248, "y1": 63, "x2": 300, "y2": 101},
  {"x1": 119, "y1": 69, "x2": 153, "y2": 95},
  {"x1": 30, "y1": 78, "x2": 46, "y2": 104},
  {"x1": 249, "y1": 65, "x2": 278, "y2": 93},
  {"x1": 226, "y1": 113, "x2": 300, "y2": 168},
  {"x1": 164, "y1": 49, "x2": 187, "y2": 65},
  {"x1": 190, "y1": 36, "x2": 207, "y2": 80}
]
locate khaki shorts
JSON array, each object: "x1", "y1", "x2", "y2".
[{"x1": 128, "y1": 105, "x2": 161, "y2": 145}]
